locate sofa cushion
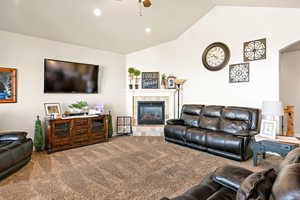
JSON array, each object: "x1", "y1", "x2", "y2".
[
  {"x1": 206, "y1": 131, "x2": 243, "y2": 154},
  {"x1": 202, "y1": 106, "x2": 224, "y2": 117},
  {"x1": 222, "y1": 108, "x2": 251, "y2": 121},
  {"x1": 220, "y1": 119, "x2": 249, "y2": 134},
  {"x1": 0, "y1": 148, "x2": 15, "y2": 172},
  {"x1": 164, "y1": 125, "x2": 187, "y2": 142},
  {"x1": 237, "y1": 168, "x2": 277, "y2": 200},
  {"x1": 181, "y1": 105, "x2": 203, "y2": 116},
  {"x1": 199, "y1": 116, "x2": 220, "y2": 131},
  {"x1": 228, "y1": 107, "x2": 259, "y2": 130},
  {"x1": 181, "y1": 113, "x2": 200, "y2": 128},
  {"x1": 186, "y1": 128, "x2": 207, "y2": 146}
]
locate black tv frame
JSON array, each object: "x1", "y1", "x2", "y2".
[{"x1": 44, "y1": 58, "x2": 99, "y2": 94}]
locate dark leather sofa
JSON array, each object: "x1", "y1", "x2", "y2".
[
  {"x1": 161, "y1": 147, "x2": 300, "y2": 200},
  {"x1": 0, "y1": 131, "x2": 33, "y2": 180},
  {"x1": 164, "y1": 105, "x2": 260, "y2": 161}
]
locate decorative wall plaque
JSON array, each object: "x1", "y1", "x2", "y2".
[
  {"x1": 244, "y1": 38, "x2": 266, "y2": 61},
  {"x1": 229, "y1": 63, "x2": 249, "y2": 83},
  {"x1": 142, "y1": 72, "x2": 160, "y2": 89},
  {"x1": 0, "y1": 67, "x2": 17, "y2": 103}
]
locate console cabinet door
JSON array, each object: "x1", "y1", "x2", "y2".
[
  {"x1": 90, "y1": 117, "x2": 107, "y2": 140},
  {"x1": 51, "y1": 119, "x2": 72, "y2": 147}
]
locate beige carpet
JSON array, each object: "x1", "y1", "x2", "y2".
[{"x1": 0, "y1": 136, "x2": 282, "y2": 200}]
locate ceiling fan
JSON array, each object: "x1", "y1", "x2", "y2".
[
  {"x1": 138, "y1": 0, "x2": 152, "y2": 16},
  {"x1": 139, "y1": 0, "x2": 152, "y2": 8}
]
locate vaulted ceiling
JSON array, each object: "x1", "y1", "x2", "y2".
[{"x1": 0, "y1": 0, "x2": 300, "y2": 54}]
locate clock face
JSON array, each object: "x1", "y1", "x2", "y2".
[
  {"x1": 202, "y1": 42, "x2": 230, "y2": 71},
  {"x1": 206, "y1": 47, "x2": 226, "y2": 67},
  {"x1": 244, "y1": 39, "x2": 266, "y2": 61}
]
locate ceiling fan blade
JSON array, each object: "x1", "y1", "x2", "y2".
[{"x1": 143, "y1": 0, "x2": 152, "y2": 7}]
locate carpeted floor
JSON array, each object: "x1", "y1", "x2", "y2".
[{"x1": 0, "y1": 136, "x2": 282, "y2": 200}]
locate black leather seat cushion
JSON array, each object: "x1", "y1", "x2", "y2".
[
  {"x1": 206, "y1": 131, "x2": 242, "y2": 155},
  {"x1": 164, "y1": 125, "x2": 187, "y2": 142},
  {"x1": 181, "y1": 113, "x2": 200, "y2": 128},
  {"x1": 186, "y1": 128, "x2": 207, "y2": 146},
  {"x1": 220, "y1": 119, "x2": 249, "y2": 135}
]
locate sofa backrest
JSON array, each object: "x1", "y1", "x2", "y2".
[
  {"x1": 180, "y1": 104, "x2": 203, "y2": 127},
  {"x1": 180, "y1": 104, "x2": 260, "y2": 133},
  {"x1": 199, "y1": 106, "x2": 224, "y2": 131}
]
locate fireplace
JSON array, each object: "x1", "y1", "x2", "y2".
[{"x1": 138, "y1": 101, "x2": 165, "y2": 125}]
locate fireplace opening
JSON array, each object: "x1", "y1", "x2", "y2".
[{"x1": 138, "y1": 101, "x2": 165, "y2": 125}]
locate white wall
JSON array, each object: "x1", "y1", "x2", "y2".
[
  {"x1": 280, "y1": 51, "x2": 300, "y2": 134},
  {"x1": 0, "y1": 31, "x2": 126, "y2": 138},
  {"x1": 126, "y1": 6, "x2": 300, "y2": 113}
]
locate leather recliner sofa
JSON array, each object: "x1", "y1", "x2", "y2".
[
  {"x1": 161, "y1": 147, "x2": 300, "y2": 200},
  {"x1": 164, "y1": 105, "x2": 260, "y2": 161},
  {"x1": 0, "y1": 131, "x2": 33, "y2": 180}
]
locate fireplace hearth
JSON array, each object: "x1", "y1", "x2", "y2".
[{"x1": 138, "y1": 101, "x2": 165, "y2": 125}]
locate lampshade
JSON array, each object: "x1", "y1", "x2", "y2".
[
  {"x1": 262, "y1": 101, "x2": 284, "y2": 116},
  {"x1": 174, "y1": 79, "x2": 186, "y2": 85}
]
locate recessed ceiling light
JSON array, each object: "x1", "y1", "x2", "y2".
[
  {"x1": 145, "y1": 27, "x2": 151, "y2": 33},
  {"x1": 94, "y1": 8, "x2": 102, "y2": 16}
]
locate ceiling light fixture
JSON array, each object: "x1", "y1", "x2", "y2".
[
  {"x1": 145, "y1": 27, "x2": 151, "y2": 33},
  {"x1": 138, "y1": 0, "x2": 152, "y2": 16},
  {"x1": 94, "y1": 8, "x2": 102, "y2": 16}
]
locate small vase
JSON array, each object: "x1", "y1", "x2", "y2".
[
  {"x1": 129, "y1": 84, "x2": 133, "y2": 89},
  {"x1": 135, "y1": 84, "x2": 139, "y2": 89}
]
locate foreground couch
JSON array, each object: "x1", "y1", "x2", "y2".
[
  {"x1": 0, "y1": 131, "x2": 33, "y2": 180},
  {"x1": 162, "y1": 147, "x2": 300, "y2": 200},
  {"x1": 164, "y1": 105, "x2": 260, "y2": 161}
]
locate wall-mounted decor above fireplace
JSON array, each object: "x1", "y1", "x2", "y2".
[
  {"x1": 141, "y1": 72, "x2": 160, "y2": 89},
  {"x1": 0, "y1": 67, "x2": 17, "y2": 103}
]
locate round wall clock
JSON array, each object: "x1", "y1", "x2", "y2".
[{"x1": 202, "y1": 42, "x2": 230, "y2": 71}]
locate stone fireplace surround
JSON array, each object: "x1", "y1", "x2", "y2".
[{"x1": 128, "y1": 89, "x2": 176, "y2": 136}]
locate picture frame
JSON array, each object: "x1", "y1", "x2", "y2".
[
  {"x1": 44, "y1": 103, "x2": 62, "y2": 116},
  {"x1": 141, "y1": 72, "x2": 160, "y2": 89},
  {"x1": 229, "y1": 63, "x2": 250, "y2": 83},
  {"x1": 260, "y1": 119, "x2": 276, "y2": 139},
  {"x1": 0, "y1": 67, "x2": 17, "y2": 103},
  {"x1": 167, "y1": 76, "x2": 176, "y2": 89}
]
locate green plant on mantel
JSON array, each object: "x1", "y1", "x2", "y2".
[{"x1": 128, "y1": 67, "x2": 135, "y2": 84}]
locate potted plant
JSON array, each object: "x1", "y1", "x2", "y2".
[
  {"x1": 128, "y1": 67, "x2": 135, "y2": 89},
  {"x1": 161, "y1": 73, "x2": 167, "y2": 89},
  {"x1": 69, "y1": 101, "x2": 88, "y2": 114},
  {"x1": 133, "y1": 69, "x2": 141, "y2": 89}
]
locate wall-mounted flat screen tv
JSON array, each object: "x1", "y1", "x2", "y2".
[{"x1": 44, "y1": 59, "x2": 99, "y2": 93}]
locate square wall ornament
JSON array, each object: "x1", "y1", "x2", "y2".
[
  {"x1": 244, "y1": 38, "x2": 266, "y2": 62},
  {"x1": 229, "y1": 63, "x2": 249, "y2": 83}
]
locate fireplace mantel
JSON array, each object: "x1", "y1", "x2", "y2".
[{"x1": 128, "y1": 89, "x2": 176, "y2": 96}]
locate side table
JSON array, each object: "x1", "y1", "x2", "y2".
[{"x1": 252, "y1": 139, "x2": 299, "y2": 166}]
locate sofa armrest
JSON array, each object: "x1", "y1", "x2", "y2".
[
  {"x1": 212, "y1": 165, "x2": 253, "y2": 192},
  {"x1": 166, "y1": 119, "x2": 185, "y2": 126},
  {"x1": 0, "y1": 131, "x2": 28, "y2": 141},
  {"x1": 232, "y1": 130, "x2": 258, "y2": 137}
]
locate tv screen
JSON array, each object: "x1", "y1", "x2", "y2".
[{"x1": 44, "y1": 59, "x2": 99, "y2": 93}]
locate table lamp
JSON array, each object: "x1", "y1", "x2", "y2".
[{"x1": 262, "y1": 101, "x2": 284, "y2": 135}]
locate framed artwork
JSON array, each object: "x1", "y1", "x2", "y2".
[
  {"x1": 167, "y1": 76, "x2": 176, "y2": 89},
  {"x1": 229, "y1": 63, "x2": 249, "y2": 83},
  {"x1": 244, "y1": 38, "x2": 266, "y2": 62},
  {"x1": 141, "y1": 72, "x2": 160, "y2": 89},
  {"x1": 0, "y1": 67, "x2": 17, "y2": 103},
  {"x1": 44, "y1": 103, "x2": 62, "y2": 116},
  {"x1": 260, "y1": 119, "x2": 276, "y2": 139}
]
